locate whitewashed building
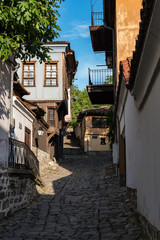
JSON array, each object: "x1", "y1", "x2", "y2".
[{"x1": 115, "y1": 0, "x2": 160, "y2": 237}]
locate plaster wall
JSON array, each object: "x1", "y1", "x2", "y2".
[
  {"x1": 120, "y1": 67, "x2": 160, "y2": 230},
  {"x1": 12, "y1": 97, "x2": 34, "y2": 147},
  {"x1": 84, "y1": 134, "x2": 110, "y2": 152},
  {"x1": 83, "y1": 116, "x2": 110, "y2": 152},
  {"x1": 116, "y1": 0, "x2": 141, "y2": 76},
  {"x1": 17, "y1": 49, "x2": 65, "y2": 101},
  {"x1": 0, "y1": 60, "x2": 11, "y2": 168}
]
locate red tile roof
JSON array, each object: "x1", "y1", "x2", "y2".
[{"x1": 120, "y1": 57, "x2": 132, "y2": 87}]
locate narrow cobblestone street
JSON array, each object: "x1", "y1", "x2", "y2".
[{"x1": 0, "y1": 151, "x2": 144, "y2": 240}]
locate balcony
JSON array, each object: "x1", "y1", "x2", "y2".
[
  {"x1": 8, "y1": 138, "x2": 39, "y2": 178},
  {"x1": 87, "y1": 68, "x2": 114, "y2": 104},
  {"x1": 89, "y1": 12, "x2": 113, "y2": 52}
]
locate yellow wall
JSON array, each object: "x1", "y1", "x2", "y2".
[
  {"x1": 84, "y1": 134, "x2": 110, "y2": 152},
  {"x1": 82, "y1": 116, "x2": 110, "y2": 152},
  {"x1": 116, "y1": 0, "x2": 142, "y2": 76}
]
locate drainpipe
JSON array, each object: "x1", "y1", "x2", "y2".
[{"x1": 10, "y1": 64, "x2": 20, "y2": 137}]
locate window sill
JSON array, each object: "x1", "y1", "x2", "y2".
[{"x1": 43, "y1": 85, "x2": 58, "y2": 87}]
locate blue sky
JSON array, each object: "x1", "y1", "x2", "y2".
[{"x1": 57, "y1": 0, "x2": 106, "y2": 90}]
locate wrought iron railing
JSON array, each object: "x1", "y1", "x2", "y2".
[
  {"x1": 8, "y1": 138, "x2": 39, "y2": 178},
  {"x1": 88, "y1": 68, "x2": 113, "y2": 85},
  {"x1": 91, "y1": 12, "x2": 103, "y2": 26}
]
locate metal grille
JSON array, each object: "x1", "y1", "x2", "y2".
[
  {"x1": 8, "y1": 138, "x2": 39, "y2": 178},
  {"x1": 91, "y1": 12, "x2": 103, "y2": 26},
  {"x1": 88, "y1": 68, "x2": 113, "y2": 85}
]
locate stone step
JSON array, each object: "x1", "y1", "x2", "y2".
[{"x1": 63, "y1": 147, "x2": 84, "y2": 155}]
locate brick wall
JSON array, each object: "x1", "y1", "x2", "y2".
[{"x1": 0, "y1": 168, "x2": 38, "y2": 220}]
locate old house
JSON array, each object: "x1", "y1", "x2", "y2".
[
  {"x1": 88, "y1": 0, "x2": 160, "y2": 237},
  {"x1": 116, "y1": 0, "x2": 160, "y2": 237},
  {"x1": 17, "y1": 41, "x2": 78, "y2": 159},
  {"x1": 0, "y1": 59, "x2": 39, "y2": 219},
  {"x1": 76, "y1": 107, "x2": 110, "y2": 153},
  {"x1": 12, "y1": 81, "x2": 50, "y2": 175}
]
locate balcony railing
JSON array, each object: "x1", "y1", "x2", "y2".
[
  {"x1": 88, "y1": 68, "x2": 113, "y2": 85},
  {"x1": 8, "y1": 138, "x2": 39, "y2": 178},
  {"x1": 91, "y1": 12, "x2": 103, "y2": 26}
]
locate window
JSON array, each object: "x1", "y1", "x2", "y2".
[
  {"x1": 101, "y1": 138, "x2": 106, "y2": 145},
  {"x1": 48, "y1": 108, "x2": 55, "y2": 126},
  {"x1": 92, "y1": 118, "x2": 107, "y2": 128},
  {"x1": 44, "y1": 63, "x2": 58, "y2": 86},
  {"x1": 92, "y1": 135, "x2": 97, "y2": 139},
  {"x1": 22, "y1": 63, "x2": 35, "y2": 86}
]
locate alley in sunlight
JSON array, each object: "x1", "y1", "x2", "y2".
[{"x1": 0, "y1": 137, "x2": 144, "y2": 240}]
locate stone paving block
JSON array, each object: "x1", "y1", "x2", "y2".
[{"x1": 0, "y1": 155, "x2": 144, "y2": 240}]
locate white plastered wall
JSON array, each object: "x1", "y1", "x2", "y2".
[
  {"x1": 12, "y1": 97, "x2": 35, "y2": 148},
  {"x1": 120, "y1": 66, "x2": 160, "y2": 230}
]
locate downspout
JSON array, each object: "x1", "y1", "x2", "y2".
[{"x1": 10, "y1": 64, "x2": 20, "y2": 137}]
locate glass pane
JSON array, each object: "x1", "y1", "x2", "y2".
[
  {"x1": 46, "y1": 80, "x2": 51, "y2": 85},
  {"x1": 24, "y1": 80, "x2": 28, "y2": 85},
  {"x1": 51, "y1": 79, "x2": 56, "y2": 85},
  {"x1": 50, "y1": 120, "x2": 54, "y2": 126},
  {"x1": 52, "y1": 72, "x2": 56, "y2": 77},
  {"x1": 24, "y1": 65, "x2": 29, "y2": 70},
  {"x1": 52, "y1": 64, "x2": 57, "y2": 71},
  {"x1": 29, "y1": 80, "x2": 34, "y2": 85},
  {"x1": 46, "y1": 64, "x2": 51, "y2": 70},
  {"x1": 29, "y1": 72, "x2": 34, "y2": 78},
  {"x1": 24, "y1": 72, "x2": 29, "y2": 78},
  {"x1": 46, "y1": 72, "x2": 51, "y2": 77},
  {"x1": 30, "y1": 65, "x2": 34, "y2": 70}
]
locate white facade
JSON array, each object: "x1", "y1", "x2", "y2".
[
  {"x1": 12, "y1": 96, "x2": 35, "y2": 148},
  {"x1": 0, "y1": 60, "x2": 11, "y2": 168},
  {"x1": 116, "y1": 0, "x2": 160, "y2": 230}
]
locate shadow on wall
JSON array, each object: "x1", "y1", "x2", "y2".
[
  {"x1": 0, "y1": 60, "x2": 11, "y2": 121},
  {"x1": 0, "y1": 60, "x2": 12, "y2": 168}
]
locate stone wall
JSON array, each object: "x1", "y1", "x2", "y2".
[
  {"x1": 32, "y1": 147, "x2": 55, "y2": 177},
  {"x1": 0, "y1": 168, "x2": 38, "y2": 220},
  {"x1": 138, "y1": 213, "x2": 160, "y2": 240},
  {"x1": 127, "y1": 187, "x2": 160, "y2": 239}
]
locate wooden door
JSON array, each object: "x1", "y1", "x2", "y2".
[{"x1": 25, "y1": 127, "x2": 31, "y2": 148}]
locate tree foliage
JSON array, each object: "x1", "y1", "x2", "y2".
[
  {"x1": 0, "y1": 0, "x2": 63, "y2": 62},
  {"x1": 71, "y1": 80, "x2": 92, "y2": 127},
  {"x1": 71, "y1": 80, "x2": 106, "y2": 127}
]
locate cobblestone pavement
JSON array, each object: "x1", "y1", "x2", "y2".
[{"x1": 0, "y1": 155, "x2": 144, "y2": 240}]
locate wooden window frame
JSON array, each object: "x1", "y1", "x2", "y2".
[
  {"x1": 44, "y1": 62, "x2": 58, "y2": 87},
  {"x1": 47, "y1": 107, "x2": 56, "y2": 127},
  {"x1": 22, "y1": 61, "x2": 36, "y2": 87}
]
